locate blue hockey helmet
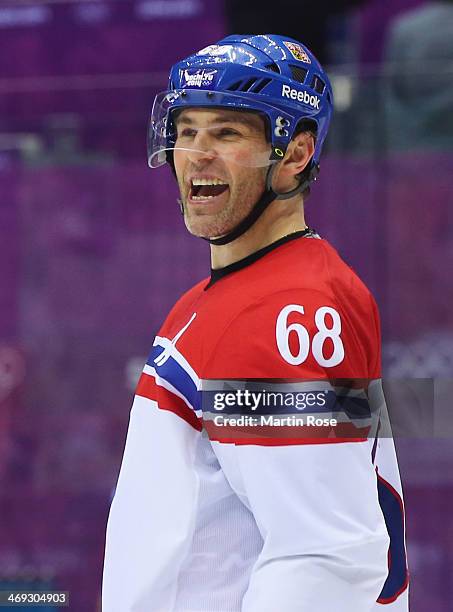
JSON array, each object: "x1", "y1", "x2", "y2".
[{"x1": 149, "y1": 34, "x2": 333, "y2": 170}]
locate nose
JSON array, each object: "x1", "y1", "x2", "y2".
[{"x1": 186, "y1": 130, "x2": 218, "y2": 163}]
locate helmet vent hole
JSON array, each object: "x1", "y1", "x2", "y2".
[
  {"x1": 289, "y1": 65, "x2": 308, "y2": 84},
  {"x1": 226, "y1": 77, "x2": 271, "y2": 93},
  {"x1": 227, "y1": 81, "x2": 242, "y2": 91},
  {"x1": 311, "y1": 75, "x2": 326, "y2": 94},
  {"x1": 251, "y1": 78, "x2": 271, "y2": 93},
  {"x1": 265, "y1": 63, "x2": 280, "y2": 74},
  {"x1": 242, "y1": 78, "x2": 258, "y2": 91}
]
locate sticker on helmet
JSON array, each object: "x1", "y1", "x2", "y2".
[
  {"x1": 181, "y1": 69, "x2": 218, "y2": 88},
  {"x1": 196, "y1": 45, "x2": 233, "y2": 57},
  {"x1": 283, "y1": 41, "x2": 311, "y2": 64}
]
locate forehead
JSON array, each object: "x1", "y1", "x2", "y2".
[{"x1": 174, "y1": 107, "x2": 265, "y2": 133}]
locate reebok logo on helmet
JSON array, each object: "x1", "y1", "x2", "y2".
[{"x1": 281, "y1": 85, "x2": 320, "y2": 109}]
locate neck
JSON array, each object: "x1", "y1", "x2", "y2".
[{"x1": 210, "y1": 195, "x2": 306, "y2": 269}]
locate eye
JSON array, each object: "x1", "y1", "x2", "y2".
[
  {"x1": 217, "y1": 127, "x2": 241, "y2": 138},
  {"x1": 178, "y1": 127, "x2": 197, "y2": 139}
]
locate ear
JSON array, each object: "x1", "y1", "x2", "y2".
[{"x1": 272, "y1": 132, "x2": 315, "y2": 193}]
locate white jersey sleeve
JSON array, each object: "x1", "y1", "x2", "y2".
[
  {"x1": 102, "y1": 393, "x2": 202, "y2": 611},
  {"x1": 210, "y1": 437, "x2": 390, "y2": 612}
]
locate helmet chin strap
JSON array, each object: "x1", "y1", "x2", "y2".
[{"x1": 204, "y1": 162, "x2": 319, "y2": 246}]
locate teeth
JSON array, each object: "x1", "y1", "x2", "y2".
[
  {"x1": 191, "y1": 195, "x2": 216, "y2": 200},
  {"x1": 191, "y1": 178, "x2": 228, "y2": 186}
]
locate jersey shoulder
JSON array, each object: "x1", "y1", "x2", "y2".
[
  {"x1": 286, "y1": 237, "x2": 380, "y2": 334},
  {"x1": 316, "y1": 239, "x2": 376, "y2": 307},
  {"x1": 158, "y1": 276, "x2": 209, "y2": 336},
  {"x1": 316, "y1": 240, "x2": 382, "y2": 375}
]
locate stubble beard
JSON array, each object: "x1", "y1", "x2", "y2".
[{"x1": 179, "y1": 169, "x2": 267, "y2": 239}]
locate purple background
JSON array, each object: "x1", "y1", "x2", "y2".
[{"x1": 0, "y1": 1, "x2": 452, "y2": 610}]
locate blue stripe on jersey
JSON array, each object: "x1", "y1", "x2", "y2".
[
  {"x1": 377, "y1": 474, "x2": 408, "y2": 602},
  {"x1": 147, "y1": 345, "x2": 201, "y2": 412}
]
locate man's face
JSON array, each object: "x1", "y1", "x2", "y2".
[{"x1": 173, "y1": 108, "x2": 269, "y2": 239}]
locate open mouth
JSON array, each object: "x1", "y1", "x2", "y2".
[{"x1": 189, "y1": 177, "x2": 229, "y2": 201}]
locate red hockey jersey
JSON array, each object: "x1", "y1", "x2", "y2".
[{"x1": 103, "y1": 232, "x2": 409, "y2": 612}]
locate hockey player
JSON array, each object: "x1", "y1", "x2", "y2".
[{"x1": 102, "y1": 35, "x2": 409, "y2": 611}]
